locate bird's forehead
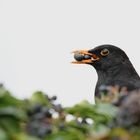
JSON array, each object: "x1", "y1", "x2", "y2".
[
  {"x1": 89, "y1": 46, "x2": 102, "y2": 52},
  {"x1": 88, "y1": 45, "x2": 120, "y2": 54}
]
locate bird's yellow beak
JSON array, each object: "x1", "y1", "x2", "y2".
[{"x1": 71, "y1": 50, "x2": 100, "y2": 64}]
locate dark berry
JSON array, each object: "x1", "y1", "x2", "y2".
[
  {"x1": 74, "y1": 53, "x2": 85, "y2": 61},
  {"x1": 32, "y1": 104, "x2": 42, "y2": 114},
  {"x1": 59, "y1": 123, "x2": 65, "y2": 130},
  {"x1": 84, "y1": 55, "x2": 91, "y2": 59},
  {"x1": 51, "y1": 95, "x2": 57, "y2": 101},
  {"x1": 33, "y1": 113, "x2": 45, "y2": 120}
]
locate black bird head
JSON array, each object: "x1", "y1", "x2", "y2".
[
  {"x1": 72, "y1": 44, "x2": 140, "y2": 98},
  {"x1": 72, "y1": 44, "x2": 129, "y2": 71}
]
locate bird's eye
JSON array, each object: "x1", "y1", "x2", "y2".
[{"x1": 100, "y1": 49, "x2": 109, "y2": 56}]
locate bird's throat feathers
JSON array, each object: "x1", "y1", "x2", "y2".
[{"x1": 95, "y1": 59, "x2": 139, "y2": 81}]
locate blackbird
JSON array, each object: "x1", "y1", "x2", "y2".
[{"x1": 72, "y1": 44, "x2": 140, "y2": 97}]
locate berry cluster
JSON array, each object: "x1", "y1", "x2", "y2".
[{"x1": 26, "y1": 95, "x2": 64, "y2": 138}]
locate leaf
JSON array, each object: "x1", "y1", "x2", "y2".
[
  {"x1": 89, "y1": 124, "x2": 110, "y2": 139},
  {"x1": 46, "y1": 129, "x2": 85, "y2": 140},
  {"x1": 0, "y1": 107, "x2": 27, "y2": 120},
  {"x1": 0, "y1": 128, "x2": 9, "y2": 140},
  {"x1": 14, "y1": 133, "x2": 41, "y2": 140},
  {"x1": 0, "y1": 107, "x2": 27, "y2": 136},
  {"x1": 0, "y1": 87, "x2": 23, "y2": 108},
  {"x1": 65, "y1": 100, "x2": 95, "y2": 118},
  {"x1": 65, "y1": 100, "x2": 118, "y2": 125},
  {"x1": 94, "y1": 103, "x2": 118, "y2": 118},
  {"x1": 0, "y1": 116, "x2": 21, "y2": 134},
  {"x1": 30, "y1": 91, "x2": 51, "y2": 106}
]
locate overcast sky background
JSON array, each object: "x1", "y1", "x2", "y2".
[{"x1": 0, "y1": 0, "x2": 140, "y2": 106}]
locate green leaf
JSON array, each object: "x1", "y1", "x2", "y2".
[
  {"x1": 65, "y1": 100, "x2": 95, "y2": 118},
  {"x1": 46, "y1": 129, "x2": 85, "y2": 140},
  {"x1": 0, "y1": 87, "x2": 23, "y2": 108},
  {"x1": 0, "y1": 128, "x2": 9, "y2": 140},
  {"x1": 14, "y1": 133, "x2": 41, "y2": 140},
  {"x1": 30, "y1": 91, "x2": 50, "y2": 106},
  {"x1": 89, "y1": 124, "x2": 110, "y2": 139},
  {"x1": 0, "y1": 116, "x2": 21, "y2": 134},
  {"x1": 66, "y1": 120, "x2": 89, "y2": 133},
  {"x1": 94, "y1": 103, "x2": 118, "y2": 118},
  {"x1": 0, "y1": 107, "x2": 27, "y2": 120}
]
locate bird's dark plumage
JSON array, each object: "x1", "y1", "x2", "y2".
[{"x1": 72, "y1": 44, "x2": 140, "y2": 97}]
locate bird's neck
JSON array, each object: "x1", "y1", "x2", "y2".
[{"x1": 96, "y1": 61, "x2": 140, "y2": 82}]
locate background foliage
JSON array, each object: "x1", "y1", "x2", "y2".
[{"x1": 0, "y1": 84, "x2": 140, "y2": 140}]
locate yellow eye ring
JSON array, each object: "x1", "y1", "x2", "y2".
[{"x1": 100, "y1": 49, "x2": 109, "y2": 56}]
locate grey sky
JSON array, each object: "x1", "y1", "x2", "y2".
[{"x1": 0, "y1": 0, "x2": 140, "y2": 106}]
